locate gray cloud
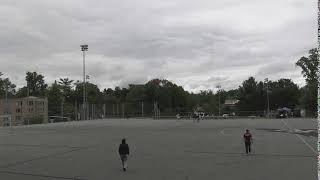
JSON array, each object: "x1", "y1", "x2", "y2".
[{"x1": 0, "y1": 0, "x2": 316, "y2": 92}]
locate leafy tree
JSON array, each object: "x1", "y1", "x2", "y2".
[
  {"x1": 47, "y1": 81, "x2": 63, "y2": 116},
  {"x1": 25, "y1": 71, "x2": 48, "y2": 97},
  {"x1": 0, "y1": 72, "x2": 16, "y2": 98},
  {"x1": 296, "y1": 48, "x2": 318, "y2": 84},
  {"x1": 237, "y1": 77, "x2": 265, "y2": 115},
  {"x1": 74, "y1": 81, "x2": 101, "y2": 104},
  {"x1": 268, "y1": 79, "x2": 300, "y2": 110},
  {"x1": 126, "y1": 85, "x2": 146, "y2": 102},
  {"x1": 102, "y1": 88, "x2": 117, "y2": 103},
  {"x1": 16, "y1": 87, "x2": 28, "y2": 98},
  {"x1": 57, "y1": 78, "x2": 75, "y2": 119},
  {"x1": 296, "y1": 48, "x2": 318, "y2": 115},
  {"x1": 58, "y1": 78, "x2": 74, "y2": 102},
  {"x1": 145, "y1": 79, "x2": 161, "y2": 102}
]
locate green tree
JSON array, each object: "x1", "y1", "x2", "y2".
[
  {"x1": 268, "y1": 79, "x2": 300, "y2": 110},
  {"x1": 237, "y1": 77, "x2": 265, "y2": 115},
  {"x1": 102, "y1": 88, "x2": 117, "y2": 103},
  {"x1": 74, "y1": 81, "x2": 101, "y2": 104},
  {"x1": 58, "y1": 78, "x2": 75, "y2": 119},
  {"x1": 0, "y1": 72, "x2": 16, "y2": 98},
  {"x1": 296, "y1": 48, "x2": 318, "y2": 115},
  {"x1": 47, "y1": 81, "x2": 63, "y2": 116},
  {"x1": 25, "y1": 71, "x2": 48, "y2": 97},
  {"x1": 58, "y1": 78, "x2": 74, "y2": 102}
]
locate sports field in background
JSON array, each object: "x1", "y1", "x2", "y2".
[{"x1": 0, "y1": 118, "x2": 317, "y2": 180}]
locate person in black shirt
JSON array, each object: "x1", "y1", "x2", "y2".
[{"x1": 118, "y1": 138, "x2": 130, "y2": 171}]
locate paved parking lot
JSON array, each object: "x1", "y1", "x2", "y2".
[{"x1": 0, "y1": 118, "x2": 317, "y2": 180}]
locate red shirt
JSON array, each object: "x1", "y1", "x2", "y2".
[{"x1": 243, "y1": 132, "x2": 252, "y2": 143}]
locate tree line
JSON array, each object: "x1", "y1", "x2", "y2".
[{"x1": 0, "y1": 48, "x2": 317, "y2": 119}]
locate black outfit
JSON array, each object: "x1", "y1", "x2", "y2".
[
  {"x1": 118, "y1": 143, "x2": 130, "y2": 171},
  {"x1": 118, "y1": 143, "x2": 129, "y2": 155},
  {"x1": 243, "y1": 132, "x2": 252, "y2": 154},
  {"x1": 245, "y1": 142, "x2": 251, "y2": 154}
]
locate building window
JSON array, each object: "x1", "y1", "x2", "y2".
[
  {"x1": 16, "y1": 101, "x2": 22, "y2": 106},
  {"x1": 16, "y1": 116, "x2": 21, "y2": 120},
  {"x1": 16, "y1": 108, "x2": 21, "y2": 113},
  {"x1": 28, "y1": 101, "x2": 33, "y2": 106}
]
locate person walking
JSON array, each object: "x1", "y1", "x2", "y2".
[
  {"x1": 118, "y1": 138, "x2": 130, "y2": 171},
  {"x1": 243, "y1": 129, "x2": 253, "y2": 154}
]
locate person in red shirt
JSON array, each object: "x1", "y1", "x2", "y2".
[
  {"x1": 118, "y1": 138, "x2": 130, "y2": 171},
  {"x1": 243, "y1": 129, "x2": 253, "y2": 154}
]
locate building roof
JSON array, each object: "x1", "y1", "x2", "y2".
[
  {"x1": 0, "y1": 96, "x2": 47, "y2": 101},
  {"x1": 224, "y1": 99, "x2": 239, "y2": 105},
  {"x1": 24, "y1": 96, "x2": 39, "y2": 99}
]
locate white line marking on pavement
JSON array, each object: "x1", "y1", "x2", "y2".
[
  {"x1": 220, "y1": 128, "x2": 227, "y2": 136},
  {"x1": 280, "y1": 119, "x2": 317, "y2": 155},
  {"x1": 219, "y1": 128, "x2": 233, "y2": 136}
]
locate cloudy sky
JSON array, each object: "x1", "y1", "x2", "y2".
[{"x1": 0, "y1": 0, "x2": 317, "y2": 92}]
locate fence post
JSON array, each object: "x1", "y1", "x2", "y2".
[
  {"x1": 141, "y1": 101, "x2": 144, "y2": 117},
  {"x1": 122, "y1": 103, "x2": 124, "y2": 119},
  {"x1": 112, "y1": 104, "x2": 115, "y2": 117},
  {"x1": 103, "y1": 104, "x2": 106, "y2": 119}
]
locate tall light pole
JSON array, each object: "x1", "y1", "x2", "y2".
[
  {"x1": 81, "y1": 44, "x2": 88, "y2": 120},
  {"x1": 216, "y1": 85, "x2": 221, "y2": 116},
  {"x1": 264, "y1": 78, "x2": 270, "y2": 118}
]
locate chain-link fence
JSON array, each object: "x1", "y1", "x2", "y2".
[{"x1": 49, "y1": 101, "x2": 302, "y2": 123}]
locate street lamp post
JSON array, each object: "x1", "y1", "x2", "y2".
[{"x1": 81, "y1": 44, "x2": 88, "y2": 120}]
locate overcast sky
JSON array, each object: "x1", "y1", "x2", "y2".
[{"x1": 0, "y1": 0, "x2": 317, "y2": 92}]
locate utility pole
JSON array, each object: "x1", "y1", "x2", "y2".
[
  {"x1": 122, "y1": 103, "x2": 124, "y2": 119},
  {"x1": 92, "y1": 104, "x2": 94, "y2": 120},
  {"x1": 216, "y1": 85, "x2": 221, "y2": 116},
  {"x1": 112, "y1": 104, "x2": 115, "y2": 116},
  {"x1": 141, "y1": 101, "x2": 144, "y2": 117},
  {"x1": 103, "y1": 104, "x2": 106, "y2": 119},
  {"x1": 264, "y1": 78, "x2": 270, "y2": 118},
  {"x1": 154, "y1": 101, "x2": 156, "y2": 118},
  {"x1": 75, "y1": 101, "x2": 78, "y2": 121},
  {"x1": 5, "y1": 84, "x2": 11, "y2": 127},
  {"x1": 80, "y1": 44, "x2": 88, "y2": 120},
  {"x1": 61, "y1": 98, "x2": 64, "y2": 121},
  {"x1": 154, "y1": 101, "x2": 160, "y2": 119},
  {"x1": 117, "y1": 103, "x2": 119, "y2": 116}
]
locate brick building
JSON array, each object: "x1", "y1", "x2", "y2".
[{"x1": 0, "y1": 96, "x2": 48, "y2": 126}]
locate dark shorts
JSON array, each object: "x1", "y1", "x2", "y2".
[{"x1": 120, "y1": 154, "x2": 128, "y2": 162}]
